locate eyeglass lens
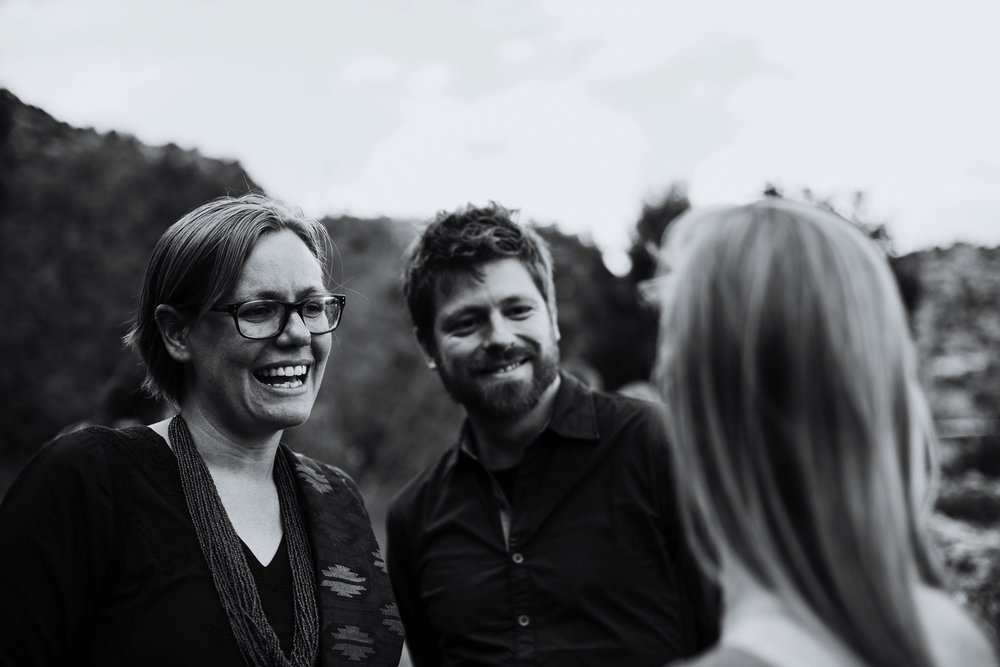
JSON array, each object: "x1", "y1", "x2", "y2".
[{"x1": 236, "y1": 298, "x2": 342, "y2": 338}]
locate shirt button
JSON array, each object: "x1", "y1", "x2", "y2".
[
  {"x1": 511, "y1": 552, "x2": 524, "y2": 564},
  {"x1": 517, "y1": 614, "x2": 530, "y2": 627}
]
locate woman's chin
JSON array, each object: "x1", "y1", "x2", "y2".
[{"x1": 247, "y1": 395, "x2": 318, "y2": 432}]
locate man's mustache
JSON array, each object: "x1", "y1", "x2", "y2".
[{"x1": 471, "y1": 345, "x2": 533, "y2": 371}]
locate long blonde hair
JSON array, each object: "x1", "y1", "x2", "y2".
[{"x1": 654, "y1": 199, "x2": 944, "y2": 667}]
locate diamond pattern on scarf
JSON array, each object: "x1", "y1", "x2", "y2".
[
  {"x1": 380, "y1": 604, "x2": 404, "y2": 637},
  {"x1": 373, "y1": 549, "x2": 387, "y2": 573},
  {"x1": 294, "y1": 459, "x2": 334, "y2": 494},
  {"x1": 321, "y1": 565, "x2": 367, "y2": 598},
  {"x1": 332, "y1": 626, "x2": 374, "y2": 661}
]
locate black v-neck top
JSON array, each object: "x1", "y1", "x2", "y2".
[
  {"x1": 242, "y1": 533, "x2": 295, "y2": 658},
  {"x1": 0, "y1": 425, "x2": 297, "y2": 666}
]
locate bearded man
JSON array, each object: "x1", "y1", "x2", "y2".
[{"x1": 386, "y1": 203, "x2": 718, "y2": 667}]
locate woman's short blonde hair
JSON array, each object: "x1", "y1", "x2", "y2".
[
  {"x1": 125, "y1": 193, "x2": 333, "y2": 406},
  {"x1": 654, "y1": 198, "x2": 943, "y2": 667}
]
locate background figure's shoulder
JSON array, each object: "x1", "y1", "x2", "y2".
[
  {"x1": 7, "y1": 426, "x2": 118, "y2": 489},
  {"x1": 588, "y1": 382, "x2": 669, "y2": 445},
  {"x1": 1, "y1": 424, "x2": 168, "y2": 511},
  {"x1": 670, "y1": 647, "x2": 774, "y2": 667},
  {"x1": 591, "y1": 380, "x2": 666, "y2": 417},
  {"x1": 918, "y1": 585, "x2": 1000, "y2": 666},
  {"x1": 616, "y1": 379, "x2": 664, "y2": 405}
]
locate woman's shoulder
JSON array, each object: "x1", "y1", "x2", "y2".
[
  {"x1": 285, "y1": 449, "x2": 364, "y2": 503},
  {"x1": 918, "y1": 584, "x2": 1000, "y2": 666},
  {"x1": 672, "y1": 647, "x2": 774, "y2": 667}
]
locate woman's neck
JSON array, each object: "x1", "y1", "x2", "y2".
[{"x1": 152, "y1": 407, "x2": 281, "y2": 481}]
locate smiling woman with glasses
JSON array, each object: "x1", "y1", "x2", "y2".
[{"x1": 0, "y1": 194, "x2": 403, "y2": 667}]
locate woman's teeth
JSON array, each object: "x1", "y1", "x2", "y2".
[{"x1": 255, "y1": 365, "x2": 308, "y2": 387}]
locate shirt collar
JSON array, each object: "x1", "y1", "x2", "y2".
[
  {"x1": 546, "y1": 372, "x2": 600, "y2": 441},
  {"x1": 452, "y1": 371, "x2": 600, "y2": 466}
]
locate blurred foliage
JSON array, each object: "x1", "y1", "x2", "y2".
[
  {"x1": 911, "y1": 245, "x2": 1000, "y2": 424},
  {"x1": 936, "y1": 483, "x2": 1000, "y2": 527},
  {"x1": 626, "y1": 183, "x2": 691, "y2": 284},
  {"x1": 540, "y1": 226, "x2": 653, "y2": 391},
  {"x1": 934, "y1": 435, "x2": 1000, "y2": 634}
]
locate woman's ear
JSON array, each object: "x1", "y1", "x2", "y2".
[{"x1": 155, "y1": 305, "x2": 193, "y2": 362}]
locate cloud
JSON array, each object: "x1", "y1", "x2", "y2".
[
  {"x1": 322, "y1": 79, "x2": 647, "y2": 247},
  {"x1": 407, "y1": 63, "x2": 452, "y2": 95},
  {"x1": 2, "y1": 0, "x2": 998, "y2": 259},
  {"x1": 342, "y1": 58, "x2": 401, "y2": 84},
  {"x1": 498, "y1": 41, "x2": 540, "y2": 65}
]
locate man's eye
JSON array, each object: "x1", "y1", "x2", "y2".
[
  {"x1": 449, "y1": 319, "x2": 479, "y2": 334},
  {"x1": 506, "y1": 306, "x2": 532, "y2": 318}
]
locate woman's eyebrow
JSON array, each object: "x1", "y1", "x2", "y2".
[{"x1": 229, "y1": 286, "x2": 331, "y2": 302}]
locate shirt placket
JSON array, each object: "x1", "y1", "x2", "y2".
[
  {"x1": 485, "y1": 474, "x2": 513, "y2": 549},
  {"x1": 493, "y1": 462, "x2": 538, "y2": 665},
  {"x1": 465, "y1": 438, "x2": 540, "y2": 665}
]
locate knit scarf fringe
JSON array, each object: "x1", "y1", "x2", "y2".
[{"x1": 169, "y1": 415, "x2": 320, "y2": 666}]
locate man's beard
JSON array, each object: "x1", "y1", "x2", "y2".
[{"x1": 436, "y1": 343, "x2": 560, "y2": 419}]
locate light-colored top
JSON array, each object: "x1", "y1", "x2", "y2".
[{"x1": 675, "y1": 583, "x2": 999, "y2": 667}]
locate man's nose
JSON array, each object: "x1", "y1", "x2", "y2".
[{"x1": 485, "y1": 313, "x2": 518, "y2": 348}]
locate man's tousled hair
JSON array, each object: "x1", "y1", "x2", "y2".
[{"x1": 402, "y1": 202, "x2": 557, "y2": 340}]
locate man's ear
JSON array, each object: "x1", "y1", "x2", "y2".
[
  {"x1": 549, "y1": 307, "x2": 561, "y2": 342},
  {"x1": 155, "y1": 305, "x2": 193, "y2": 363},
  {"x1": 414, "y1": 327, "x2": 438, "y2": 371}
]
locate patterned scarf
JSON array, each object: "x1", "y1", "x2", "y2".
[{"x1": 169, "y1": 415, "x2": 320, "y2": 666}]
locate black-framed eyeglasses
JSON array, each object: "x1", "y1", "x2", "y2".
[{"x1": 210, "y1": 295, "x2": 346, "y2": 340}]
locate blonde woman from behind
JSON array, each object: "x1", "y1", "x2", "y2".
[{"x1": 654, "y1": 199, "x2": 998, "y2": 667}]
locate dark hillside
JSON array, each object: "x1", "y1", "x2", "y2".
[{"x1": 0, "y1": 89, "x2": 259, "y2": 458}]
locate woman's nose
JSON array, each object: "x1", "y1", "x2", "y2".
[{"x1": 276, "y1": 309, "x2": 313, "y2": 346}]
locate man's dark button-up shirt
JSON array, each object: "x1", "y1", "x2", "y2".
[{"x1": 386, "y1": 375, "x2": 719, "y2": 667}]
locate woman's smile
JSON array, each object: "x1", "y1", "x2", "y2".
[{"x1": 252, "y1": 363, "x2": 312, "y2": 389}]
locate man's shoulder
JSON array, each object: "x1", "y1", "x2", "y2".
[
  {"x1": 591, "y1": 385, "x2": 665, "y2": 415},
  {"x1": 588, "y1": 385, "x2": 667, "y2": 437},
  {"x1": 387, "y1": 444, "x2": 458, "y2": 523}
]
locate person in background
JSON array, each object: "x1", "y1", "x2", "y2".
[
  {"x1": 386, "y1": 202, "x2": 718, "y2": 667},
  {"x1": 0, "y1": 194, "x2": 403, "y2": 666},
  {"x1": 560, "y1": 357, "x2": 604, "y2": 391},
  {"x1": 654, "y1": 199, "x2": 998, "y2": 667},
  {"x1": 55, "y1": 354, "x2": 170, "y2": 436}
]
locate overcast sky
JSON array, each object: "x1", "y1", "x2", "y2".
[{"x1": 2, "y1": 0, "x2": 997, "y2": 272}]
